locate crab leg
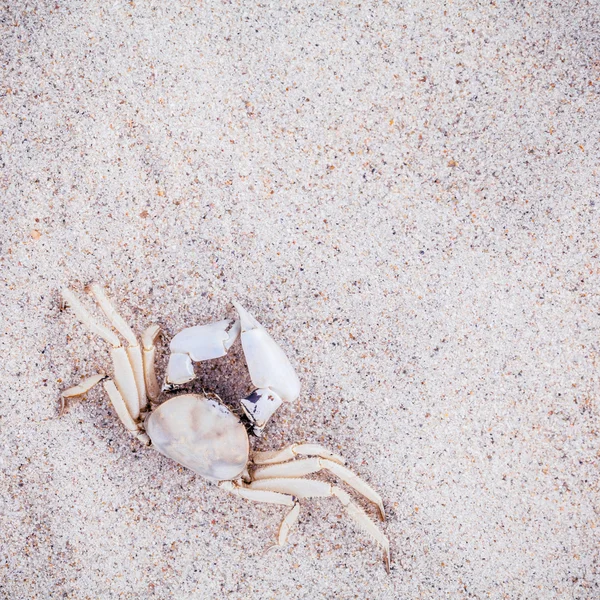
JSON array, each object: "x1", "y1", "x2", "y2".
[
  {"x1": 219, "y1": 481, "x2": 301, "y2": 546},
  {"x1": 333, "y1": 487, "x2": 391, "y2": 574},
  {"x1": 233, "y1": 302, "x2": 301, "y2": 435},
  {"x1": 61, "y1": 373, "x2": 106, "y2": 399},
  {"x1": 62, "y1": 289, "x2": 120, "y2": 346},
  {"x1": 102, "y1": 380, "x2": 140, "y2": 434},
  {"x1": 61, "y1": 288, "x2": 140, "y2": 421},
  {"x1": 103, "y1": 380, "x2": 150, "y2": 444},
  {"x1": 59, "y1": 371, "x2": 148, "y2": 443},
  {"x1": 142, "y1": 324, "x2": 161, "y2": 401},
  {"x1": 253, "y1": 458, "x2": 385, "y2": 520},
  {"x1": 253, "y1": 443, "x2": 345, "y2": 466},
  {"x1": 278, "y1": 502, "x2": 301, "y2": 545},
  {"x1": 60, "y1": 373, "x2": 106, "y2": 416},
  {"x1": 89, "y1": 284, "x2": 147, "y2": 412},
  {"x1": 248, "y1": 478, "x2": 390, "y2": 572},
  {"x1": 218, "y1": 480, "x2": 295, "y2": 506},
  {"x1": 164, "y1": 319, "x2": 241, "y2": 386},
  {"x1": 110, "y1": 347, "x2": 141, "y2": 419}
]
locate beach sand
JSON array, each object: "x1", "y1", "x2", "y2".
[{"x1": 1, "y1": 1, "x2": 599, "y2": 598}]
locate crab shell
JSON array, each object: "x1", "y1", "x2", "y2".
[{"x1": 146, "y1": 394, "x2": 249, "y2": 481}]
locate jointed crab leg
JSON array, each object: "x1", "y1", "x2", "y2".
[
  {"x1": 60, "y1": 373, "x2": 106, "y2": 416},
  {"x1": 61, "y1": 286, "x2": 155, "y2": 437},
  {"x1": 61, "y1": 373, "x2": 107, "y2": 399},
  {"x1": 252, "y1": 443, "x2": 346, "y2": 466},
  {"x1": 142, "y1": 324, "x2": 161, "y2": 401},
  {"x1": 219, "y1": 481, "x2": 302, "y2": 546},
  {"x1": 334, "y1": 487, "x2": 390, "y2": 574},
  {"x1": 252, "y1": 458, "x2": 385, "y2": 520},
  {"x1": 88, "y1": 284, "x2": 138, "y2": 345},
  {"x1": 61, "y1": 289, "x2": 120, "y2": 347},
  {"x1": 248, "y1": 478, "x2": 390, "y2": 572},
  {"x1": 110, "y1": 346, "x2": 141, "y2": 419},
  {"x1": 102, "y1": 380, "x2": 150, "y2": 444},
  {"x1": 218, "y1": 480, "x2": 296, "y2": 506},
  {"x1": 62, "y1": 288, "x2": 141, "y2": 420},
  {"x1": 89, "y1": 284, "x2": 147, "y2": 412},
  {"x1": 248, "y1": 443, "x2": 388, "y2": 567},
  {"x1": 278, "y1": 503, "x2": 301, "y2": 545},
  {"x1": 103, "y1": 380, "x2": 144, "y2": 437},
  {"x1": 59, "y1": 370, "x2": 150, "y2": 444}
]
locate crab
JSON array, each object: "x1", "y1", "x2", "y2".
[{"x1": 60, "y1": 284, "x2": 390, "y2": 572}]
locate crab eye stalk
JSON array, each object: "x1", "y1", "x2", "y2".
[{"x1": 240, "y1": 389, "x2": 284, "y2": 436}]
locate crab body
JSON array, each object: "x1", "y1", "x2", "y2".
[
  {"x1": 146, "y1": 394, "x2": 249, "y2": 481},
  {"x1": 60, "y1": 285, "x2": 390, "y2": 572}
]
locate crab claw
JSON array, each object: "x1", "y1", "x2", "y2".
[
  {"x1": 233, "y1": 301, "x2": 301, "y2": 434},
  {"x1": 165, "y1": 319, "x2": 241, "y2": 386}
]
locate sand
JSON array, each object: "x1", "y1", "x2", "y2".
[{"x1": 1, "y1": 1, "x2": 599, "y2": 598}]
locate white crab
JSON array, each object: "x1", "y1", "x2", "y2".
[{"x1": 60, "y1": 284, "x2": 390, "y2": 571}]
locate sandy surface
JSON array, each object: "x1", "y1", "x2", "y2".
[{"x1": 1, "y1": 1, "x2": 599, "y2": 598}]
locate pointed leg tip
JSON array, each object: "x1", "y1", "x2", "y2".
[
  {"x1": 378, "y1": 504, "x2": 386, "y2": 521},
  {"x1": 384, "y1": 550, "x2": 391, "y2": 574},
  {"x1": 263, "y1": 543, "x2": 278, "y2": 556}
]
